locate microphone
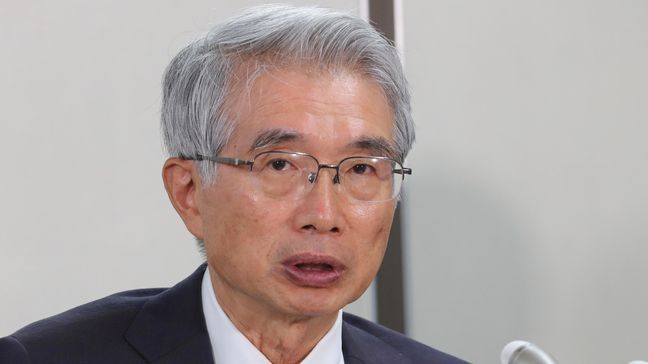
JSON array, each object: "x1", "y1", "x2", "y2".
[{"x1": 501, "y1": 340, "x2": 558, "y2": 364}]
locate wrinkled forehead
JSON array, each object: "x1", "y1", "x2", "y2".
[{"x1": 221, "y1": 65, "x2": 397, "y2": 158}]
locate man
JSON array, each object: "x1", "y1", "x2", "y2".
[{"x1": 0, "y1": 5, "x2": 466, "y2": 363}]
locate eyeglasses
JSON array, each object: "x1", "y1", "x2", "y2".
[{"x1": 187, "y1": 151, "x2": 412, "y2": 203}]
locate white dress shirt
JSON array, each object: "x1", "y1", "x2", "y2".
[{"x1": 201, "y1": 268, "x2": 345, "y2": 364}]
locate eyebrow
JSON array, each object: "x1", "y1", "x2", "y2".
[
  {"x1": 249, "y1": 128, "x2": 302, "y2": 151},
  {"x1": 249, "y1": 128, "x2": 399, "y2": 160},
  {"x1": 348, "y1": 136, "x2": 399, "y2": 160}
]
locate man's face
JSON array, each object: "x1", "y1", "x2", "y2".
[{"x1": 196, "y1": 69, "x2": 397, "y2": 319}]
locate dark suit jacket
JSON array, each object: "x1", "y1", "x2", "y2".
[{"x1": 0, "y1": 265, "x2": 467, "y2": 363}]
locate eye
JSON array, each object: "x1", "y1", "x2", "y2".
[
  {"x1": 271, "y1": 159, "x2": 289, "y2": 170},
  {"x1": 265, "y1": 158, "x2": 294, "y2": 172},
  {"x1": 351, "y1": 163, "x2": 375, "y2": 175}
]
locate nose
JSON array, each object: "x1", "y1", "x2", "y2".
[{"x1": 294, "y1": 168, "x2": 344, "y2": 234}]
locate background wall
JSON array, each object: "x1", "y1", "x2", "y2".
[
  {"x1": 403, "y1": 1, "x2": 648, "y2": 363},
  {"x1": 2, "y1": 1, "x2": 647, "y2": 363}
]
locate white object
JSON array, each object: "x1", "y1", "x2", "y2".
[{"x1": 501, "y1": 340, "x2": 558, "y2": 364}]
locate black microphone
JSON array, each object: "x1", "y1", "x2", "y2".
[{"x1": 501, "y1": 340, "x2": 558, "y2": 364}]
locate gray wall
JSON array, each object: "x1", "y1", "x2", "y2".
[{"x1": 403, "y1": 1, "x2": 648, "y2": 363}]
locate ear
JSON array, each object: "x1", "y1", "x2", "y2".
[{"x1": 162, "y1": 158, "x2": 205, "y2": 240}]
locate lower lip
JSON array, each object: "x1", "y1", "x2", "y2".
[{"x1": 282, "y1": 264, "x2": 343, "y2": 288}]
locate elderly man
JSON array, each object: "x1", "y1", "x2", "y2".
[{"x1": 0, "y1": 5, "x2": 466, "y2": 364}]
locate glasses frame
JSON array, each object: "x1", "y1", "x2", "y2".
[{"x1": 187, "y1": 151, "x2": 412, "y2": 201}]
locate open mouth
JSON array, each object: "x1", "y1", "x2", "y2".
[
  {"x1": 282, "y1": 254, "x2": 345, "y2": 287},
  {"x1": 295, "y1": 262, "x2": 334, "y2": 271}
]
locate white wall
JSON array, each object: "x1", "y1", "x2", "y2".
[
  {"x1": 0, "y1": 0, "x2": 375, "y2": 336},
  {"x1": 403, "y1": 1, "x2": 648, "y2": 363}
]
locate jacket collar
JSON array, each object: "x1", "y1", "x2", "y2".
[
  {"x1": 124, "y1": 264, "x2": 214, "y2": 363},
  {"x1": 341, "y1": 313, "x2": 410, "y2": 364},
  {"x1": 124, "y1": 264, "x2": 401, "y2": 363}
]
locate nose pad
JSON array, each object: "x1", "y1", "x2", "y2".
[
  {"x1": 297, "y1": 167, "x2": 343, "y2": 234},
  {"x1": 332, "y1": 174, "x2": 340, "y2": 184}
]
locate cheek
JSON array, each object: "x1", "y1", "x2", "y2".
[
  {"x1": 203, "y1": 187, "x2": 296, "y2": 263},
  {"x1": 349, "y1": 203, "x2": 396, "y2": 258},
  {"x1": 350, "y1": 203, "x2": 395, "y2": 234}
]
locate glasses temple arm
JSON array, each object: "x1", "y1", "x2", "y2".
[
  {"x1": 190, "y1": 155, "x2": 253, "y2": 166},
  {"x1": 393, "y1": 167, "x2": 412, "y2": 175}
]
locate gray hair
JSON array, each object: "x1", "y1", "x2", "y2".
[{"x1": 161, "y1": 4, "x2": 415, "y2": 184}]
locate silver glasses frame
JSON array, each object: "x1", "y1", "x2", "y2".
[{"x1": 186, "y1": 151, "x2": 412, "y2": 202}]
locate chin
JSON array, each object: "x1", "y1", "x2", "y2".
[{"x1": 281, "y1": 289, "x2": 348, "y2": 317}]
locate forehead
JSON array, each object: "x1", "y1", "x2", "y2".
[{"x1": 225, "y1": 67, "x2": 395, "y2": 157}]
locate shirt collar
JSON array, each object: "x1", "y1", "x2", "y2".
[{"x1": 201, "y1": 267, "x2": 345, "y2": 364}]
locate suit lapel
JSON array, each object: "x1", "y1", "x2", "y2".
[
  {"x1": 124, "y1": 265, "x2": 412, "y2": 364},
  {"x1": 124, "y1": 264, "x2": 214, "y2": 363},
  {"x1": 342, "y1": 313, "x2": 410, "y2": 364}
]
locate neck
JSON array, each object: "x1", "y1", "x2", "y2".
[{"x1": 209, "y1": 267, "x2": 339, "y2": 364}]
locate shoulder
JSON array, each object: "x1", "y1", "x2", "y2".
[
  {"x1": 1, "y1": 287, "x2": 166, "y2": 363},
  {"x1": 342, "y1": 312, "x2": 468, "y2": 364},
  {"x1": 12, "y1": 287, "x2": 165, "y2": 340}
]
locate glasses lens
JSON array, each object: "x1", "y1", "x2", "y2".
[
  {"x1": 251, "y1": 152, "x2": 317, "y2": 198},
  {"x1": 339, "y1": 157, "x2": 402, "y2": 202}
]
